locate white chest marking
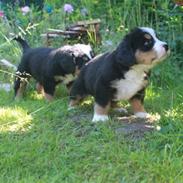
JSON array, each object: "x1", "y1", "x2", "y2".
[
  {"x1": 54, "y1": 74, "x2": 77, "y2": 84},
  {"x1": 111, "y1": 65, "x2": 150, "y2": 101}
]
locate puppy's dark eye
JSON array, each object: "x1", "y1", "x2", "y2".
[
  {"x1": 144, "y1": 40, "x2": 152, "y2": 46},
  {"x1": 144, "y1": 41, "x2": 149, "y2": 46}
]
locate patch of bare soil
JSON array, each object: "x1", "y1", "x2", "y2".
[
  {"x1": 115, "y1": 115, "x2": 160, "y2": 140},
  {"x1": 69, "y1": 109, "x2": 160, "y2": 140}
]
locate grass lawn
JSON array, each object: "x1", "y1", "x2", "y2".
[{"x1": 0, "y1": 75, "x2": 183, "y2": 183}]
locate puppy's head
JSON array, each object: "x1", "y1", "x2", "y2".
[
  {"x1": 116, "y1": 27, "x2": 170, "y2": 67},
  {"x1": 72, "y1": 44, "x2": 95, "y2": 73},
  {"x1": 59, "y1": 44, "x2": 94, "y2": 75},
  {"x1": 75, "y1": 44, "x2": 95, "y2": 60}
]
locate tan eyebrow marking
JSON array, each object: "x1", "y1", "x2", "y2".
[{"x1": 144, "y1": 33, "x2": 151, "y2": 39}]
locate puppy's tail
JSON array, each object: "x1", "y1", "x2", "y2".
[{"x1": 13, "y1": 36, "x2": 30, "y2": 53}]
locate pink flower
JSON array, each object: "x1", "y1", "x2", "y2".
[
  {"x1": 64, "y1": 4, "x2": 74, "y2": 13},
  {"x1": 21, "y1": 6, "x2": 30, "y2": 15},
  {"x1": 0, "y1": 11, "x2": 4, "y2": 18}
]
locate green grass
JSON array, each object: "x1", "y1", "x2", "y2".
[
  {"x1": 0, "y1": 1, "x2": 183, "y2": 182},
  {"x1": 0, "y1": 75, "x2": 183, "y2": 183}
]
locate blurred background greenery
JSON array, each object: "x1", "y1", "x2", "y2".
[{"x1": 0, "y1": 0, "x2": 182, "y2": 86}]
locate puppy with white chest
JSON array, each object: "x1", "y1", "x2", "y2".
[
  {"x1": 69, "y1": 27, "x2": 170, "y2": 122},
  {"x1": 14, "y1": 37, "x2": 94, "y2": 101}
]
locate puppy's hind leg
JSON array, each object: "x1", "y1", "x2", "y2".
[
  {"x1": 14, "y1": 73, "x2": 28, "y2": 100},
  {"x1": 43, "y1": 81, "x2": 56, "y2": 102},
  {"x1": 92, "y1": 81, "x2": 112, "y2": 122},
  {"x1": 92, "y1": 102, "x2": 110, "y2": 122},
  {"x1": 68, "y1": 77, "x2": 86, "y2": 110},
  {"x1": 36, "y1": 82, "x2": 43, "y2": 94}
]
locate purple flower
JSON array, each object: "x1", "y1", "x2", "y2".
[
  {"x1": 0, "y1": 11, "x2": 4, "y2": 18},
  {"x1": 21, "y1": 6, "x2": 30, "y2": 15},
  {"x1": 64, "y1": 4, "x2": 74, "y2": 14}
]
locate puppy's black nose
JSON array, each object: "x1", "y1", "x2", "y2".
[{"x1": 163, "y1": 44, "x2": 169, "y2": 51}]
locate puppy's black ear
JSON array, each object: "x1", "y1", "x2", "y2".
[
  {"x1": 54, "y1": 52, "x2": 76, "y2": 74},
  {"x1": 61, "y1": 55, "x2": 76, "y2": 74},
  {"x1": 115, "y1": 34, "x2": 136, "y2": 67}
]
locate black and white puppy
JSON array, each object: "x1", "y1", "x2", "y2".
[
  {"x1": 14, "y1": 37, "x2": 94, "y2": 101},
  {"x1": 69, "y1": 27, "x2": 170, "y2": 122}
]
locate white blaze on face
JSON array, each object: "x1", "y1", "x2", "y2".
[
  {"x1": 75, "y1": 44, "x2": 93, "y2": 59},
  {"x1": 140, "y1": 27, "x2": 168, "y2": 61}
]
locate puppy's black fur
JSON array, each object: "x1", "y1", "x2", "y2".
[
  {"x1": 14, "y1": 37, "x2": 94, "y2": 100},
  {"x1": 69, "y1": 27, "x2": 169, "y2": 122},
  {"x1": 70, "y1": 29, "x2": 144, "y2": 105}
]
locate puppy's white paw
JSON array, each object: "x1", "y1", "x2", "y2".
[
  {"x1": 92, "y1": 114, "x2": 109, "y2": 123},
  {"x1": 135, "y1": 112, "x2": 149, "y2": 118}
]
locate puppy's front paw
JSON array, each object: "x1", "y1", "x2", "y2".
[
  {"x1": 92, "y1": 114, "x2": 109, "y2": 123},
  {"x1": 134, "y1": 112, "x2": 149, "y2": 118}
]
